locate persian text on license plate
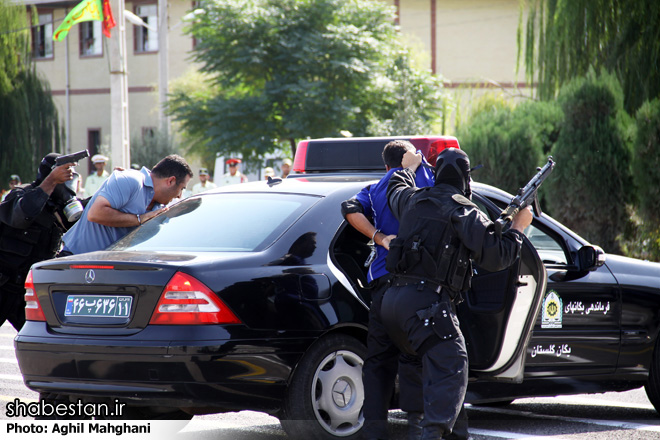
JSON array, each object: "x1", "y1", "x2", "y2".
[{"x1": 64, "y1": 295, "x2": 132, "y2": 318}]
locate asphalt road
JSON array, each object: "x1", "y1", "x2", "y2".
[{"x1": 2, "y1": 321, "x2": 660, "y2": 439}]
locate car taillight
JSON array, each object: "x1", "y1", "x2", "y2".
[
  {"x1": 292, "y1": 140, "x2": 308, "y2": 173},
  {"x1": 149, "y1": 272, "x2": 242, "y2": 325},
  {"x1": 24, "y1": 270, "x2": 46, "y2": 322},
  {"x1": 425, "y1": 136, "x2": 460, "y2": 166}
]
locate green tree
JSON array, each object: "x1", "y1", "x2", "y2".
[
  {"x1": 456, "y1": 96, "x2": 562, "y2": 198},
  {"x1": 620, "y1": 98, "x2": 660, "y2": 261},
  {"x1": 545, "y1": 71, "x2": 632, "y2": 254},
  {"x1": 0, "y1": 0, "x2": 61, "y2": 185},
  {"x1": 168, "y1": 0, "x2": 445, "y2": 160},
  {"x1": 632, "y1": 99, "x2": 660, "y2": 225},
  {"x1": 0, "y1": 0, "x2": 28, "y2": 95},
  {"x1": 519, "y1": 0, "x2": 660, "y2": 113}
]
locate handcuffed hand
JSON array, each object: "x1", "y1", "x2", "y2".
[{"x1": 379, "y1": 234, "x2": 396, "y2": 250}]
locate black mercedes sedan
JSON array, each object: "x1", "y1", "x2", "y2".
[
  {"x1": 16, "y1": 174, "x2": 546, "y2": 439},
  {"x1": 15, "y1": 136, "x2": 660, "y2": 439}
]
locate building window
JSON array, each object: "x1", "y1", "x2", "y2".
[
  {"x1": 134, "y1": 4, "x2": 158, "y2": 53},
  {"x1": 32, "y1": 12, "x2": 54, "y2": 59},
  {"x1": 80, "y1": 21, "x2": 102, "y2": 57},
  {"x1": 87, "y1": 129, "x2": 101, "y2": 174}
]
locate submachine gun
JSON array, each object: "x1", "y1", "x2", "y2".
[{"x1": 494, "y1": 157, "x2": 555, "y2": 235}]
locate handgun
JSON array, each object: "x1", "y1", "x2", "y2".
[{"x1": 55, "y1": 149, "x2": 89, "y2": 167}]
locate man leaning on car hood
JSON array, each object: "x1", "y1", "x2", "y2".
[{"x1": 60, "y1": 155, "x2": 192, "y2": 255}]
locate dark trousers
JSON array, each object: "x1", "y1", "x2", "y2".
[
  {"x1": 362, "y1": 276, "x2": 423, "y2": 439},
  {"x1": 381, "y1": 284, "x2": 469, "y2": 440},
  {"x1": 0, "y1": 279, "x2": 26, "y2": 331}
]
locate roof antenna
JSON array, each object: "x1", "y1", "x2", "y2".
[{"x1": 267, "y1": 176, "x2": 283, "y2": 187}]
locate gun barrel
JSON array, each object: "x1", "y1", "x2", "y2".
[
  {"x1": 519, "y1": 157, "x2": 554, "y2": 200},
  {"x1": 55, "y1": 149, "x2": 90, "y2": 167},
  {"x1": 495, "y1": 156, "x2": 555, "y2": 234}
]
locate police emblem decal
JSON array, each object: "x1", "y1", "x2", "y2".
[
  {"x1": 85, "y1": 269, "x2": 96, "y2": 284},
  {"x1": 541, "y1": 290, "x2": 562, "y2": 329}
]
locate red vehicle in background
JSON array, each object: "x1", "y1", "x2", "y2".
[{"x1": 292, "y1": 136, "x2": 459, "y2": 173}]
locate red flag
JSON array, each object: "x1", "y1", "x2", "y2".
[{"x1": 102, "y1": 0, "x2": 116, "y2": 37}]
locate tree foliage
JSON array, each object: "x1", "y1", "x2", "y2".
[
  {"x1": 545, "y1": 70, "x2": 632, "y2": 254},
  {"x1": 632, "y1": 98, "x2": 660, "y2": 225},
  {"x1": 0, "y1": 0, "x2": 29, "y2": 95},
  {"x1": 622, "y1": 98, "x2": 660, "y2": 261},
  {"x1": 519, "y1": 0, "x2": 660, "y2": 113},
  {"x1": 456, "y1": 95, "x2": 562, "y2": 198},
  {"x1": 168, "y1": 0, "x2": 445, "y2": 160},
  {"x1": 0, "y1": 0, "x2": 61, "y2": 186}
]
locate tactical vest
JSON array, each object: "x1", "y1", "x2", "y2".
[
  {"x1": 0, "y1": 195, "x2": 63, "y2": 277},
  {"x1": 386, "y1": 189, "x2": 473, "y2": 293}
]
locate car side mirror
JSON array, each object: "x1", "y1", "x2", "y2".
[{"x1": 577, "y1": 245, "x2": 606, "y2": 271}]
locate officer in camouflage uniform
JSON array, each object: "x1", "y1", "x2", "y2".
[
  {"x1": 381, "y1": 148, "x2": 533, "y2": 439},
  {"x1": 0, "y1": 154, "x2": 77, "y2": 331}
]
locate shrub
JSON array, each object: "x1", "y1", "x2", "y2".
[
  {"x1": 456, "y1": 97, "x2": 562, "y2": 203},
  {"x1": 546, "y1": 71, "x2": 632, "y2": 254},
  {"x1": 619, "y1": 98, "x2": 660, "y2": 261},
  {"x1": 632, "y1": 98, "x2": 660, "y2": 224},
  {"x1": 130, "y1": 128, "x2": 181, "y2": 170}
]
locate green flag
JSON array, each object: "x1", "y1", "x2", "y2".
[{"x1": 53, "y1": 0, "x2": 103, "y2": 42}]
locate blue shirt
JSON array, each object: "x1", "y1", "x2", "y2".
[
  {"x1": 63, "y1": 167, "x2": 163, "y2": 254},
  {"x1": 355, "y1": 164, "x2": 434, "y2": 282}
]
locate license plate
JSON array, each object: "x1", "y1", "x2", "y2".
[{"x1": 64, "y1": 295, "x2": 132, "y2": 318}]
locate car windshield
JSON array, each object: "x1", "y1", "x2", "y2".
[{"x1": 109, "y1": 192, "x2": 319, "y2": 252}]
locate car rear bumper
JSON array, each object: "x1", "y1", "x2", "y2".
[{"x1": 15, "y1": 321, "x2": 314, "y2": 412}]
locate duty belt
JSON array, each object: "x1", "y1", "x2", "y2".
[{"x1": 390, "y1": 275, "x2": 443, "y2": 294}]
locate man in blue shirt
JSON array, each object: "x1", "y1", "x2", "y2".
[
  {"x1": 61, "y1": 155, "x2": 192, "y2": 255},
  {"x1": 341, "y1": 140, "x2": 434, "y2": 440}
]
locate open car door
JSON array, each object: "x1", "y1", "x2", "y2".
[{"x1": 457, "y1": 194, "x2": 547, "y2": 383}]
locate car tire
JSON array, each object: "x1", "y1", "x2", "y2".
[
  {"x1": 645, "y1": 342, "x2": 660, "y2": 415},
  {"x1": 280, "y1": 333, "x2": 366, "y2": 440}
]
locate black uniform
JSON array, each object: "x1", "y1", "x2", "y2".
[
  {"x1": 341, "y1": 168, "x2": 432, "y2": 439},
  {"x1": 0, "y1": 172, "x2": 71, "y2": 331},
  {"x1": 382, "y1": 166, "x2": 524, "y2": 440}
]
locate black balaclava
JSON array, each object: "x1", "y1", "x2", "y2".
[
  {"x1": 434, "y1": 147, "x2": 471, "y2": 197},
  {"x1": 35, "y1": 153, "x2": 61, "y2": 185},
  {"x1": 34, "y1": 153, "x2": 77, "y2": 217}
]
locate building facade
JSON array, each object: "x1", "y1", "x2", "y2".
[{"x1": 25, "y1": 0, "x2": 529, "y2": 182}]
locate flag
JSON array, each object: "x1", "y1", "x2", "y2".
[
  {"x1": 102, "y1": 0, "x2": 116, "y2": 38},
  {"x1": 53, "y1": 0, "x2": 109, "y2": 42}
]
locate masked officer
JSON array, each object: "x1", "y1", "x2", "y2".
[
  {"x1": 342, "y1": 140, "x2": 435, "y2": 440},
  {"x1": 381, "y1": 148, "x2": 533, "y2": 439},
  {"x1": 0, "y1": 153, "x2": 78, "y2": 331}
]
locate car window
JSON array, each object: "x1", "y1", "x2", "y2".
[
  {"x1": 110, "y1": 193, "x2": 320, "y2": 252},
  {"x1": 472, "y1": 198, "x2": 494, "y2": 220},
  {"x1": 524, "y1": 224, "x2": 568, "y2": 265},
  {"x1": 473, "y1": 192, "x2": 570, "y2": 265}
]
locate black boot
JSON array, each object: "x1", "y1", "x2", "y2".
[
  {"x1": 420, "y1": 426, "x2": 444, "y2": 440},
  {"x1": 407, "y1": 411, "x2": 424, "y2": 440}
]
